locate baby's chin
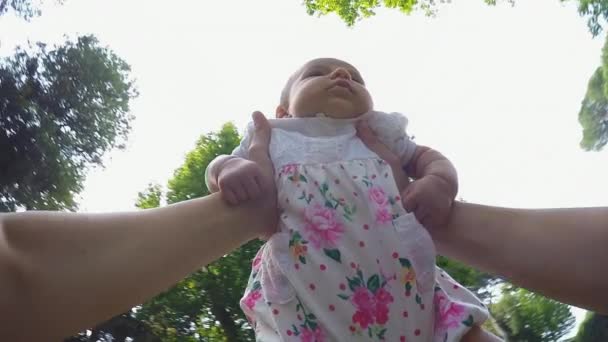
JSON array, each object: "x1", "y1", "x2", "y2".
[{"x1": 303, "y1": 103, "x2": 371, "y2": 120}]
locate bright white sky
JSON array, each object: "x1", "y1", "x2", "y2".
[{"x1": 1, "y1": 0, "x2": 605, "y2": 338}]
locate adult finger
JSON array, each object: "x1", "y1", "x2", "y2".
[{"x1": 357, "y1": 120, "x2": 409, "y2": 190}]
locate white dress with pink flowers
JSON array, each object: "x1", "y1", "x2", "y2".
[{"x1": 223, "y1": 112, "x2": 489, "y2": 342}]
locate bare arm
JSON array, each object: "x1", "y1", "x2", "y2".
[
  {"x1": 356, "y1": 121, "x2": 608, "y2": 314},
  {"x1": 0, "y1": 112, "x2": 276, "y2": 341},
  {"x1": 435, "y1": 202, "x2": 608, "y2": 314}
]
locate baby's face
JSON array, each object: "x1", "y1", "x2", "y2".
[{"x1": 279, "y1": 58, "x2": 373, "y2": 119}]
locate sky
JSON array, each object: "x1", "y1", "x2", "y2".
[{"x1": 1, "y1": 0, "x2": 606, "y2": 338}]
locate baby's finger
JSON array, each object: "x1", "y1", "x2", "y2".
[
  {"x1": 243, "y1": 177, "x2": 261, "y2": 199},
  {"x1": 232, "y1": 185, "x2": 248, "y2": 202},
  {"x1": 402, "y1": 191, "x2": 418, "y2": 214},
  {"x1": 415, "y1": 206, "x2": 431, "y2": 227},
  {"x1": 222, "y1": 189, "x2": 239, "y2": 206}
]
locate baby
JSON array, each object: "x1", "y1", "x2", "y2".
[{"x1": 206, "y1": 58, "x2": 491, "y2": 341}]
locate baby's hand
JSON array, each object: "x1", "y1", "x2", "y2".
[
  {"x1": 217, "y1": 157, "x2": 266, "y2": 205},
  {"x1": 402, "y1": 175, "x2": 453, "y2": 229}
]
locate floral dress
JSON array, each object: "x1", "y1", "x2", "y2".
[{"x1": 216, "y1": 112, "x2": 489, "y2": 341}]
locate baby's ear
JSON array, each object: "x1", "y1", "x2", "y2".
[{"x1": 276, "y1": 105, "x2": 289, "y2": 118}]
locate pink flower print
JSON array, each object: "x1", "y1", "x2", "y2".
[
  {"x1": 281, "y1": 164, "x2": 298, "y2": 175},
  {"x1": 368, "y1": 186, "x2": 388, "y2": 207},
  {"x1": 242, "y1": 290, "x2": 262, "y2": 311},
  {"x1": 303, "y1": 204, "x2": 344, "y2": 249},
  {"x1": 434, "y1": 292, "x2": 466, "y2": 332},
  {"x1": 375, "y1": 304, "x2": 390, "y2": 325},
  {"x1": 300, "y1": 326, "x2": 325, "y2": 342},
  {"x1": 351, "y1": 286, "x2": 395, "y2": 329},
  {"x1": 352, "y1": 287, "x2": 374, "y2": 311},
  {"x1": 352, "y1": 309, "x2": 374, "y2": 330},
  {"x1": 374, "y1": 287, "x2": 394, "y2": 306},
  {"x1": 252, "y1": 256, "x2": 262, "y2": 270},
  {"x1": 375, "y1": 207, "x2": 393, "y2": 224}
]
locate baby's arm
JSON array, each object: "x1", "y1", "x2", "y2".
[{"x1": 402, "y1": 145, "x2": 458, "y2": 229}]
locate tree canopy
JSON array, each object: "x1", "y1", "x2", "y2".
[{"x1": 0, "y1": 35, "x2": 137, "y2": 212}]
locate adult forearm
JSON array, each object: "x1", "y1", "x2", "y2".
[
  {"x1": 433, "y1": 202, "x2": 608, "y2": 313},
  {"x1": 0, "y1": 193, "x2": 268, "y2": 341}
]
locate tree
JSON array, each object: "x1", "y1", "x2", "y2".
[
  {"x1": 491, "y1": 285, "x2": 575, "y2": 341},
  {"x1": 574, "y1": 312, "x2": 608, "y2": 342},
  {"x1": 0, "y1": 0, "x2": 64, "y2": 20},
  {"x1": 303, "y1": 0, "x2": 607, "y2": 37},
  {"x1": 0, "y1": 35, "x2": 137, "y2": 212},
  {"x1": 578, "y1": 33, "x2": 608, "y2": 151},
  {"x1": 133, "y1": 123, "x2": 261, "y2": 342},
  {"x1": 436, "y1": 255, "x2": 495, "y2": 296},
  {"x1": 65, "y1": 312, "x2": 160, "y2": 342}
]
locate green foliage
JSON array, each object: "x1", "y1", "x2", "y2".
[
  {"x1": 579, "y1": 33, "x2": 608, "y2": 151},
  {"x1": 567, "y1": 0, "x2": 608, "y2": 36},
  {"x1": 134, "y1": 123, "x2": 261, "y2": 342},
  {"x1": 0, "y1": 0, "x2": 65, "y2": 20},
  {"x1": 574, "y1": 312, "x2": 608, "y2": 342},
  {"x1": 136, "y1": 183, "x2": 163, "y2": 209},
  {"x1": 491, "y1": 285, "x2": 575, "y2": 341},
  {"x1": 303, "y1": 0, "x2": 509, "y2": 26},
  {"x1": 436, "y1": 255, "x2": 494, "y2": 295},
  {"x1": 303, "y1": 0, "x2": 608, "y2": 37},
  {"x1": 0, "y1": 35, "x2": 137, "y2": 212}
]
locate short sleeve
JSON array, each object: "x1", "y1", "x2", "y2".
[
  {"x1": 230, "y1": 121, "x2": 254, "y2": 159},
  {"x1": 366, "y1": 111, "x2": 417, "y2": 167}
]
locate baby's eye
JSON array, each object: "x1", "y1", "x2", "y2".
[{"x1": 304, "y1": 70, "x2": 324, "y2": 78}]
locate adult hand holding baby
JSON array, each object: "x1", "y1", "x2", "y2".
[{"x1": 356, "y1": 120, "x2": 453, "y2": 229}]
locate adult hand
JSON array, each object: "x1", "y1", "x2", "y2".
[{"x1": 246, "y1": 111, "x2": 279, "y2": 238}]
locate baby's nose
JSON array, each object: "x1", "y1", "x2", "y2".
[{"x1": 330, "y1": 67, "x2": 352, "y2": 80}]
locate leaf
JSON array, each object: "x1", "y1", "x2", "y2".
[
  {"x1": 462, "y1": 314, "x2": 474, "y2": 327},
  {"x1": 288, "y1": 176, "x2": 294, "y2": 182},
  {"x1": 357, "y1": 269, "x2": 364, "y2": 282},
  {"x1": 367, "y1": 274, "x2": 380, "y2": 294},
  {"x1": 378, "y1": 328, "x2": 387, "y2": 340},
  {"x1": 299, "y1": 256, "x2": 307, "y2": 264},
  {"x1": 344, "y1": 205, "x2": 352, "y2": 215},
  {"x1": 399, "y1": 257, "x2": 412, "y2": 268},
  {"x1": 337, "y1": 294, "x2": 350, "y2": 301},
  {"x1": 348, "y1": 276, "x2": 362, "y2": 292},
  {"x1": 252, "y1": 281, "x2": 261, "y2": 290},
  {"x1": 416, "y1": 294, "x2": 422, "y2": 305},
  {"x1": 324, "y1": 248, "x2": 342, "y2": 263},
  {"x1": 325, "y1": 200, "x2": 334, "y2": 208},
  {"x1": 299, "y1": 174, "x2": 308, "y2": 183},
  {"x1": 307, "y1": 313, "x2": 316, "y2": 320},
  {"x1": 308, "y1": 320, "x2": 318, "y2": 330}
]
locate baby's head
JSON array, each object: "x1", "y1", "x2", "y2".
[{"x1": 277, "y1": 58, "x2": 373, "y2": 119}]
